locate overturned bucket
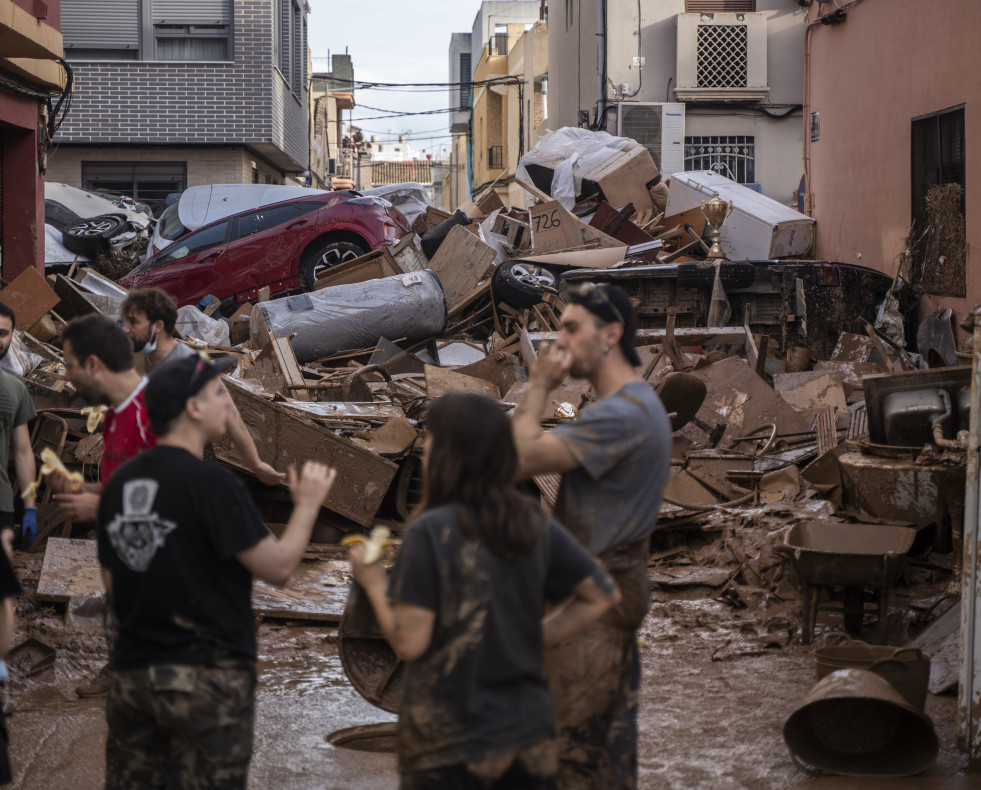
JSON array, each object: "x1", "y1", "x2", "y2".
[{"x1": 784, "y1": 668, "x2": 938, "y2": 777}]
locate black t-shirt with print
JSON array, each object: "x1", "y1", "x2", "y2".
[
  {"x1": 388, "y1": 502, "x2": 607, "y2": 773},
  {"x1": 97, "y1": 446, "x2": 269, "y2": 668}
]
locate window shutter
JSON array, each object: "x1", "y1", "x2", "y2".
[
  {"x1": 63, "y1": 0, "x2": 140, "y2": 50},
  {"x1": 686, "y1": 1, "x2": 756, "y2": 11},
  {"x1": 152, "y1": 0, "x2": 231, "y2": 25}
]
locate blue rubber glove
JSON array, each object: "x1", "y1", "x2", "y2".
[{"x1": 21, "y1": 507, "x2": 37, "y2": 544}]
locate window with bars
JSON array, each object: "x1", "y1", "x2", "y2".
[
  {"x1": 684, "y1": 136, "x2": 755, "y2": 184},
  {"x1": 697, "y1": 25, "x2": 748, "y2": 88},
  {"x1": 488, "y1": 146, "x2": 504, "y2": 169}
]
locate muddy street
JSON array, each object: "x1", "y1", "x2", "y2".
[{"x1": 4, "y1": 549, "x2": 967, "y2": 790}]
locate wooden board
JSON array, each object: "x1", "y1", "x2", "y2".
[
  {"x1": 214, "y1": 380, "x2": 398, "y2": 527},
  {"x1": 313, "y1": 248, "x2": 401, "y2": 290},
  {"x1": 37, "y1": 538, "x2": 103, "y2": 603},
  {"x1": 427, "y1": 225, "x2": 497, "y2": 307},
  {"x1": 527, "y1": 326, "x2": 749, "y2": 348},
  {"x1": 251, "y1": 559, "x2": 350, "y2": 623},
  {"x1": 424, "y1": 365, "x2": 499, "y2": 399},
  {"x1": 454, "y1": 352, "x2": 522, "y2": 398},
  {"x1": 0, "y1": 266, "x2": 60, "y2": 330},
  {"x1": 38, "y1": 538, "x2": 350, "y2": 623}
]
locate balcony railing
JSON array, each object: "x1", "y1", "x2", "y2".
[{"x1": 489, "y1": 33, "x2": 508, "y2": 57}]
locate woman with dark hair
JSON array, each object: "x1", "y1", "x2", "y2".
[{"x1": 349, "y1": 392, "x2": 619, "y2": 790}]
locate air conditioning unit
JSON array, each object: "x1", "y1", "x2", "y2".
[
  {"x1": 616, "y1": 102, "x2": 686, "y2": 176},
  {"x1": 675, "y1": 12, "x2": 768, "y2": 102}
]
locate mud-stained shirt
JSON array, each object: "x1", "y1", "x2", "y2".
[
  {"x1": 389, "y1": 502, "x2": 606, "y2": 773},
  {"x1": 551, "y1": 381, "x2": 672, "y2": 554}
]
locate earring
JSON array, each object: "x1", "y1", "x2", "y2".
[{"x1": 603, "y1": 345, "x2": 610, "y2": 355}]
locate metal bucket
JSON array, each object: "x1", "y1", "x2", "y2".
[
  {"x1": 784, "y1": 668, "x2": 938, "y2": 777},
  {"x1": 814, "y1": 633, "x2": 930, "y2": 710}
]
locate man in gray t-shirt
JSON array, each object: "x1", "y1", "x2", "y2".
[{"x1": 513, "y1": 283, "x2": 672, "y2": 790}]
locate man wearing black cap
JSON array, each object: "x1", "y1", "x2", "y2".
[
  {"x1": 97, "y1": 354, "x2": 335, "y2": 788},
  {"x1": 512, "y1": 282, "x2": 672, "y2": 790}
]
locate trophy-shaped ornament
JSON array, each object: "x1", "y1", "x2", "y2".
[{"x1": 700, "y1": 196, "x2": 733, "y2": 259}]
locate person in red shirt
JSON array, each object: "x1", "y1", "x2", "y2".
[{"x1": 54, "y1": 315, "x2": 154, "y2": 520}]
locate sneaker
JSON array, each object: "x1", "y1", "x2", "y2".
[{"x1": 75, "y1": 663, "x2": 111, "y2": 698}]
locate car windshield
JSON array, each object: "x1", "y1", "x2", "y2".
[
  {"x1": 157, "y1": 204, "x2": 186, "y2": 241},
  {"x1": 131, "y1": 220, "x2": 230, "y2": 272}
]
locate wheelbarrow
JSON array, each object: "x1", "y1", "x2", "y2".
[{"x1": 775, "y1": 521, "x2": 916, "y2": 645}]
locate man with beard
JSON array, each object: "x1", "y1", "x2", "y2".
[
  {"x1": 0, "y1": 304, "x2": 37, "y2": 547},
  {"x1": 55, "y1": 314, "x2": 281, "y2": 523},
  {"x1": 511, "y1": 283, "x2": 672, "y2": 790},
  {"x1": 119, "y1": 289, "x2": 283, "y2": 486}
]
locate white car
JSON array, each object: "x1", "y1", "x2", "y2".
[{"x1": 44, "y1": 183, "x2": 153, "y2": 268}]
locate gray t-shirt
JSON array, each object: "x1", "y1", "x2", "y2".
[
  {"x1": 145, "y1": 341, "x2": 198, "y2": 373},
  {"x1": 551, "y1": 381, "x2": 672, "y2": 555},
  {"x1": 0, "y1": 370, "x2": 36, "y2": 512}
]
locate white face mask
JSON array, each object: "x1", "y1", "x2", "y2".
[{"x1": 144, "y1": 330, "x2": 159, "y2": 355}]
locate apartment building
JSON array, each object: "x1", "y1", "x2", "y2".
[
  {"x1": 547, "y1": 0, "x2": 804, "y2": 204},
  {"x1": 49, "y1": 0, "x2": 310, "y2": 208}
]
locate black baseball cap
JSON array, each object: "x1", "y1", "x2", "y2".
[
  {"x1": 563, "y1": 283, "x2": 642, "y2": 367},
  {"x1": 145, "y1": 353, "x2": 237, "y2": 428}
]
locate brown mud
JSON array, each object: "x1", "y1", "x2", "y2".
[{"x1": 2, "y1": 550, "x2": 973, "y2": 790}]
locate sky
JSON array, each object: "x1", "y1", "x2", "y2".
[{"x1": 307, "y1": 1, "x2": 486, "y2": 157}]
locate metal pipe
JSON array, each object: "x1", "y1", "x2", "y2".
[
  {"x1": 594, "y1": 0, "x2": 608, "y2": 130},
  {"x1": 959, "y1": 306, "x2": 981, "y2": 763},
  {"x1": 931, "y1": 389, "x2": 968, "y2": 450}
]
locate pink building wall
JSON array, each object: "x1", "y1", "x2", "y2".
[{"x1": 804, "y1": 0, "x2": 981, "y2": 324}]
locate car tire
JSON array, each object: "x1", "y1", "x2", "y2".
[
  {"x1": 62, "y1": 214, "x2": 128, "y2": 256},
  {"x1": 299, "y1": 240, "x2": 366, "y2": 290},
  {"x1": 677, "y1": 261, "x2": 756, "y2": 290},
  {"x1": 44, "y1": 200, "x2": 83, "y2": 233},
  {"x1": 492, "y1": 259, "x2": 559, "y2": 309}
]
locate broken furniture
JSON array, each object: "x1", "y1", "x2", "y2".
[{"x1": 777, "y1": 521, "x2": 916, "y2": 645}]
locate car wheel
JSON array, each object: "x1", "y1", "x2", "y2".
[
  {"x1": 62, "y1": 214, "x2": 128, "y2": 255},
  {"x1": 299, "y1": 241, "x2": 366, "y2": 290},
  {"x1": 492, "y1": 259, "x2": 559, "y2": 309}
]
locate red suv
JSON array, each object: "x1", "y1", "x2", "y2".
[{"x1": 119, "y1": 191, "x2": 410, "y2": 308}]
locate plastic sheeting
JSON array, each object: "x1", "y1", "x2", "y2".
[
  {"x1": 361, "y1": 182, "x2": 432, "y2": 226},
  {"x1": 175, "y1": 305, "x2": 230, "y2": 347},
  {"x1": 0, "y1": 331, "x2": 45, "y2": 378},
  {"x1": 516, "y1": 127, "x2": 638, "y2": 211},
  {"x1": 256, "y1": 271, "x2": 447, "y2": 363}
]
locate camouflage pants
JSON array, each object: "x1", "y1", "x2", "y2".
[
  {"x1": 401, "y1": 738, "x2": 558, "y2": 790},
  {"x1": 545, "y1": 540, "x2": 650, "y2": 790},
  {"x1": 105, "y1": 663, "x2": 256, "y2": 790}
]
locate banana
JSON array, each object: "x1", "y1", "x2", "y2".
[
  {"x1": 81, "y1": 405, "x2": 109, "y2": 433},
  {"x1": 341, "y1": 526, "x2": 401, "y2": 565}
]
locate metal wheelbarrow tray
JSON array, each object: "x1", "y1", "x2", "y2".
[{"x1": 778, "y1": 521, "x2": 916, "y2": 645}]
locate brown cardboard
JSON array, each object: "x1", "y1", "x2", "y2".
[
  {"x1": 528, "y1": 200, "x2": 585, "y2": 253},
  {"x1": 424, "y1": 365, "x2": 499, "y2": 399},
  {"x1": 582, "y1": 145, "x2": 659, "y2": 212},
  {"x1": 476, "y1": 190, "x2": 505, "y2": 215},
  {"x1": 0, "y1": 266, "x2": 61, "y2": 330}
]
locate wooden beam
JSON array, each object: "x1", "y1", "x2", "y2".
[{"x1": 526, "y1": 326, "x2": 749, "y2": 347}]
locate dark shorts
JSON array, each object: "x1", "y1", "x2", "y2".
[
  {"x1": 401, "y1": 738, "x2": 558, "y2": 790},
  {"x1": 545, "y1": 540, "x2": 650, "y2": 790},
  {"x1": 105, "y1": 663, "x2": 256, "y2": 790}
]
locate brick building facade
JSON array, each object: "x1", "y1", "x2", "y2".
[{"x1": 52, "y1": 0, "x2": 309, "y2": 205}]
